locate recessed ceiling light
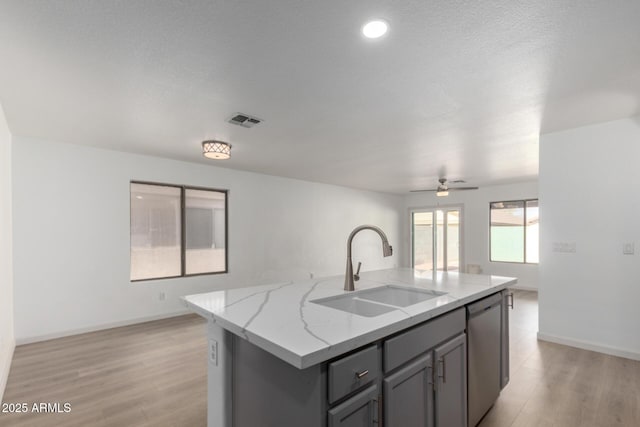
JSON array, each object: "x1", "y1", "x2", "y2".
[{"x1": 362, "y1": 19, "x2": 388, "y2": 39}]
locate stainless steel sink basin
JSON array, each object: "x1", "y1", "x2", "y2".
[
  {"x1": 311, "y1": 295, "x2": 398, "y2": 317},
  {"x1": 357, "y1": 285, "x2": 446, "y2": 307},
  {"x1": 310, "y1": 285, "x2": 447, "y2": 317}
]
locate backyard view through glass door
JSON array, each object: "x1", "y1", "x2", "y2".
[{"x1": 412, "y1": 208, "x2": 461, "y2": 271}]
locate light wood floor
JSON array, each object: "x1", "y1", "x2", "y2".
[
  {"x1": 2, "y1": 291, "x2": 639, "y2": 426},
  {"x1": 1, "y1": 315, "x2": 208, "y2": 427}
]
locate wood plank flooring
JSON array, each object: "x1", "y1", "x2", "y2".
[
  {"x1": 1, "y1": 290, "x2": 638, "y2": 426},
  {"x1": 1, "y1": 315, "x2": 208, "y2": 427}
]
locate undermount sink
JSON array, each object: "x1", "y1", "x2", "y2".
[
  {"x1": 356, "y1": 285, "x2": 447, "y2": 307},
  {"x1": 311, "y1": 296, "x2": 398, "y2": 317},
  {"x1": 311, "y1": 285, "x2": 447, "y2": 317}
]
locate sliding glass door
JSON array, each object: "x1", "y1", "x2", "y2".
[{"x1": 411, "y1": 207, "x2": 462, "y2": 271}]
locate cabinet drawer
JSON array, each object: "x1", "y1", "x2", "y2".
[
  {"x1": 328, "y1": 384, "x2": 379, "y2": 427},
  {"x1": 384, "y1": 307, "x2": 465, "y2": 372},
  {"x1": 328, "y1": 344, "x2": 380, "y2": 404}
]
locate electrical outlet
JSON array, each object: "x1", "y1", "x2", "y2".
[
  {"x1": 158, "y1": 291, "x2": 166, "y2": 301},
  {"x1": 209, "y1": 339, "x2": 218, "y2": 366},
  {"x1": 623, "y1": 243, "x2": 635, "y2": 255}
]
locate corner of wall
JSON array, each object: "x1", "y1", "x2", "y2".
[
  {"x1": 0, "y1": 340, "x2": 16, "y2": 403},
  {"x1": 0, "y1": 102, "x2": 15, "y2": 402}
]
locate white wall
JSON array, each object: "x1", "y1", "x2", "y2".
[
  {"x1": 539, "y1": 117, "x2": 640, "y2": 360},
  {"x1": 404, "y1": 181, "x2": 539, "y2": 289},
  {"x1": 12, "y1": 137, "x2": 403, "y2": 343},
  {"x1": 0, "y1": 102, "x2": 14, "y2": 402}
]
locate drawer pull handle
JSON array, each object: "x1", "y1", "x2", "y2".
[
  {"x1": 355, "y1": 369, "x2": 369, "y2": 379},
  {"x1": 438, "y1": 359, "x2": 446, "y2": 383}
]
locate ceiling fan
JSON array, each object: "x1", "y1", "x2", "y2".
[{"x1": 410, "y1": 178, "x2": 479, "y2": 197}]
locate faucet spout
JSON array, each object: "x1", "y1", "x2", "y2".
[{"x1": 344, "y1": 225, "x2": 393, "y2": 291}]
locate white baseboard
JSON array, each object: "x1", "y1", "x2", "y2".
[
  {"x1": 15, "y1": 310, "x2": 192, "y2": 346},
  {"x1": 537, "y1": 332, "x2": 640, "y2": 362},
  {"x1": 0, "y1": 337, "x2": 16, "y2": 404}
]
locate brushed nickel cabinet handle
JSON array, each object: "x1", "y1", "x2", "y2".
[
  {"x1": 372, "y1": 396, "x2": 379, "y2": 424},
  {"x1": 355, "y1": 369, "x2": 369, "y2": 379},
  {"x1": 438, "y1": 359, "x2": 446, "y2": 383}
]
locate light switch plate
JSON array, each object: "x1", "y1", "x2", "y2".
[{"x1": 623, "y1": 243, "x2": 635, "y2": 255}]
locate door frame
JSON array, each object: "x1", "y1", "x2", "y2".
[{"x1": 408, "y1": 204, "x2": 465, "y2": 272}]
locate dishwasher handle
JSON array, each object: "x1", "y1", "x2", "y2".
[{"x1": 507, "y1": 292, "x2": 514, "y2": 309}]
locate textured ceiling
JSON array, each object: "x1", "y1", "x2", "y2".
[{"x1": 1, "y1": 1, "x2": 639, "y2": 193}]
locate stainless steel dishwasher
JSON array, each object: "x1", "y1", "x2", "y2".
[{"x1": 467, "y1": 292, "x2": 503, "y2": 427}]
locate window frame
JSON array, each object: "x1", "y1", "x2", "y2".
[
  {"x1": 488, "y1": 198, "x2": 538, "y2": 265},
  {"x1": 130, "y1": 180, "x2": 229, "y2": 282}
]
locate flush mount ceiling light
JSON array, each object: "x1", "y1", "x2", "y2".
[
  {"x1": 362, "y1": 19, "x2": 388, "y2": 39},
  {"x1": 202, "y1": 140, "x2": 232, "y2": 160}
]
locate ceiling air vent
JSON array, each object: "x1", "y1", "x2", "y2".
[{"x1": 228, "y1": 112, "x2": 263, "y2": 128}]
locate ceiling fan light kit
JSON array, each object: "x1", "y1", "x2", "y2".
[{"x1": 411, "y1": 178, "x2": 479, "y2": 195}]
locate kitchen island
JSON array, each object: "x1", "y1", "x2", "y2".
[{"x1": 184, "y1": 268, "x2": 516, "y2": 427}]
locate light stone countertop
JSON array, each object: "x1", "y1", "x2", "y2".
[{"x1": 183, "y1": 268, "x2": 517, "y2": 369}]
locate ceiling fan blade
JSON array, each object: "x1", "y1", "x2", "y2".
[
  {"x1": 448, "y1": 186, "x2": 479, "y2": 191},
  {"x1": 409, "y1": 189, "x2": 438, "y2": 192}
]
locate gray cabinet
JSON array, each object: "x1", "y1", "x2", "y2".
[
  {"x1": 328, "y1": 384, "x2": 379, "y2": 427},
  {"x1": 230, "y1": 304, "x2": 490, "y2": 427},
  {"x1": 232, "y1": 336, "x2": 325, "y2": 427},
  {"x1": 383, "y1": 308, "x2": 466, "y2": 427},
  {"x1": 328, "y1": 344, "x2": 380, "y2": 404},
  {"x1": 383, "y1": 353, "x2": 434, "y2": 427},
  {"x1": 326, "y1": 344, "x2": 381, "y2": 427},
  {"x1": 434, "y1": 334, "x2": 467, "y2": 427},
  {"x1": 384, "y1": 332, "x2": 467, "y2": 427}
]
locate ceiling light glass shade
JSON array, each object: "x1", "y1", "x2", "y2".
[
  {"x1": 362, "y1": 20, "x2": 388, "y2": 38},
  {"x1": 202, "y1": 140, "x2": 231, "y2": 160},
  {"x1": 436, "y1": 190, "x2": 449, "y2": 197}
]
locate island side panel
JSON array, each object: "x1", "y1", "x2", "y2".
[
  {"x1": 232, "y1": 335, "x2": 326, "y2": 427},
  {"x1": 207, "y1": 320, "x2": 233, "y2": 427}
]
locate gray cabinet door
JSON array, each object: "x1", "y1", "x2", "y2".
[
  {"x1": 328, "y1": 384, "x2": 379, "y2": 427},
  {"x1": 434, "y1": 333, "x2": 467, "y2": 427},
  {"x1": 383, "y1": 353, "x2": 434, "y2": 427}
]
